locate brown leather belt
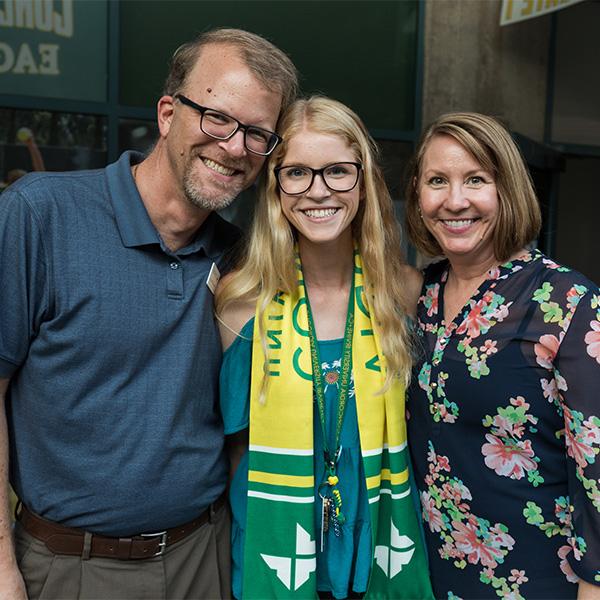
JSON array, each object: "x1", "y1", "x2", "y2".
[{"x1": 16, "y1": 494, "x2": 226, "y2": 560}]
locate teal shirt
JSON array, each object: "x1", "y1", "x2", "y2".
[{"x1": 220, "y1": 318, "x2": 372, "y2": 599}]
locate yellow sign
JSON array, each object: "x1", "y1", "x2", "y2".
[{"x1": 501, "y1": 0, "x2": 586, "y2": 25}]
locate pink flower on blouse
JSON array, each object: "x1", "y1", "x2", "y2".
[
  {"x1": 566, "y1": 286, "x2": 583, "y2": 310},
  {"x1": 436, "y1": 454, "x2": 451, "y2": 472},
  {"x1": 534, "y1": 334, "x2": 561, "y2": 369},
  {"x1": 436, "y1": 403, "x2": 457, "y2": 424},
  {"x1": 564, "y1": 409, "x2": 599, "y2": 470},
  {"x1": 558, "y1": 545, "x2": 580, "y2": 584},
  {"x1": 542, "y1": 257, "x2": 562, "y2": 270},
  {"x1": 585, "y1": 320, "x2": 600, "y2": 364},
  {"x1": 489, "y1": 524, "x2": 516, "y2": 550},
  {"x1": 540, "y1": 371, "x2": 566, "y2": 402},
  {"x1": 491, "y1": 302, "x2": 511, "y2": 321},
  {"x1": 481, "y1": 340, "x2": 498, "y2": 355},
  {"x1": 439, "y1": 540, "x2": 461, "y2": 560},
  {"x1": 421, "y1": 491, "x2": 444, "y2": 533},
  {"x1": 508, "y1": 569, "x2": 528, "y2": 584},
  {"x1": 456, "y1": 301, "x2": 491, "y2": 339},
  {"x1": 512, "y1": 396, "x2": 528, "y2": 408},
  {"x1": 489, "y1": 413, "x2": 515, "y2": 437},
  {"x1": 481, "y1": 434, "x2": 537, "y2": 479},
  {"x1": 420, "y1": 283, "x2": 440, "y2": 317},
  {"x1": 450, "y1": 520, "x2": 505, "y2": 568},
  {"x1": 488, "y1": 267, "x2": 501, "y2": 280}
]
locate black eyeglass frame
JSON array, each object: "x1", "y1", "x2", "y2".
[
  {"x1": 175, "y1": 94, "x2": 282, "y2": 156},
  {"x1": 274, "y1": 162, "x2": 363, "y2": 195}
]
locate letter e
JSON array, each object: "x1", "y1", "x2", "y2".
[{"x1": 39, "y1": 43, "x2": 59, "y2": 74}]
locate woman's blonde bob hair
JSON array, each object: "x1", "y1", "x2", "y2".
[
  {"x1": 405, "y1": 112, "x2": 541, "y2": 262},
  {"x1": 216, "y1": 95, "x2": 415, "y2": 386}
]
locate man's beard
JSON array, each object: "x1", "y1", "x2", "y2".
[{"x1": 182, "y1": 156, "x2": 244, "y2": 211}]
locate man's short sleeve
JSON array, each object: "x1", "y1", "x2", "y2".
[{"x1": 0, "y1": 186, "x2": 50, "y2": 377}]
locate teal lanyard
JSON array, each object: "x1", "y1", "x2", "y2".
[{"x1": 303, "y1": 273, "x2": 355, "y2": 538}]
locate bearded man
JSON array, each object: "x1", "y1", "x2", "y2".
[{"x1": 0, "y1": 28, "x2": 297, "y2": 599}]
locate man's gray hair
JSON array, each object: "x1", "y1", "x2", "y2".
[{"x1": 163, "y1": 28, "x2": 299, "y2": 113}]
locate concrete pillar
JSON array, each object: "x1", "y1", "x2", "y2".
[{"x1": 422, "y1": 0, "x2": 551, "y2": 142}]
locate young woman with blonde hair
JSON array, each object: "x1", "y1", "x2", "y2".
[{"x1": 216, "y1": 96, "x2": 432, "y2": 599}]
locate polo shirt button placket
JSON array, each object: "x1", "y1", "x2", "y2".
[{"x1": 167, "y1": 259, "x2": 184, "y2": 299}]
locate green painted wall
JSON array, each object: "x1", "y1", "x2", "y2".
[
  {"x1": 0, "y1": 0, "x2": 107, "y2": 102},
  {"x1": 119, "y1": 0, "x2": 418, "y2": 132}
]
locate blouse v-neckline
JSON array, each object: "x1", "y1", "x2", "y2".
[{"x1": 435, "y1": 249, "x2": 541, "y2": 334}]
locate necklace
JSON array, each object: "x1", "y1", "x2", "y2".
[{"x1": 303, "y1": 272, "x2": 355, "y2": 551}]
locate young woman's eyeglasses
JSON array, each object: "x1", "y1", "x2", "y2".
[
  {"x1": 274, "y1": 162, "x2": 362, "y2": 195},
  {"x1": 175, "y1": 94, "x2": 281, "y2": 156}
]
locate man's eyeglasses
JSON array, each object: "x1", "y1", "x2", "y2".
[
  {"x1": 274, "y1": 162, "x2": 362, "y2": 195},
  {"x1": 175, "y1": 94, "x2": 281, "y2": 156}
]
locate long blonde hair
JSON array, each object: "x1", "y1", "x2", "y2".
[{"x1": 216, "y1": 96, "x2": 415, "y2": 387}]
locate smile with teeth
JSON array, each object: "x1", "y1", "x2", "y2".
[
  {"x1": 441, "y1": 218, "x2": 477, "y2": 229},
  {"x1": 302, "y1": 208, "x2": 340, "y2": 218},
  {"x1": 203, "y1": 158, "x2": 237, "y2": 176}
]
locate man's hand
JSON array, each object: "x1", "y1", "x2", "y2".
[
  {"x1": 0, "y1": 562, "x2": 27, "y2": 600},
  {"x1": 0, "y1": 378, "x2": 26, "y2": 600}
]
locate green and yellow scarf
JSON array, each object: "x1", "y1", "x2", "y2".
[{"x1": 242, "y1": 251, "x2": 432, "y2": 599}]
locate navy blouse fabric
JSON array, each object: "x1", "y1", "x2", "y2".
[{"x1": 407, "y1": 250, "x2": 600, "y2": 599}]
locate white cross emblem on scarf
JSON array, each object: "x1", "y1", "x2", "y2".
[
  {"x1": 260, "y1": 523, "x2": 316, "y2": 590},
  {"x1": 374, "y1": 520, "x2": 415, "y2": 578}
]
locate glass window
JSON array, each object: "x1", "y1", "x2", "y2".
[
  {"x1": 119, "y1": 119, "x2": 158, "y2": 155},
  {"x1": 1, "y1": 108, "x2": 106, "y2": 192}
]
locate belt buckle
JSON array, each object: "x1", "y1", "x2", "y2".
[{"x1": 140, "y1": 530, "x2": 168, "y2": 557}]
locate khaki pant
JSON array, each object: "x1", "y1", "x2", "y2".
[{"x1": 13, "y1": 503, "x2": 231, "y2": 600}]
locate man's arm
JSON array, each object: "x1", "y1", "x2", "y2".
[{"x1": 0, "y1": 378, "x2": 26, "y2": 600}]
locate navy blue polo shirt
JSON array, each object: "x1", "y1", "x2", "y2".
[{"x1": 0, "y1": 152, "x2": 240, "y2": 536}]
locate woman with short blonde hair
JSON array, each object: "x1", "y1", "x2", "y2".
[
  {"x1": 406, "y1": 111, "x2": 600, "y2": 598},
  {"x1": 405, "y1": 112, "x2": 541, "y2": 262}
]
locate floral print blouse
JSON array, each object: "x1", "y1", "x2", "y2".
[{"x1": 407, "y1": 250, "x2": 600, "y2": 599}]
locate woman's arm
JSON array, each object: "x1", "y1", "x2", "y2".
[
  {"x1": 553, "y1": 283, "x2": 600, "y2": 588},
  {"x1": 579, "y1": 580, "x2": 600, "y2": 599},
  {"x1": 226, "y1": 429, "x2": 249, "y2": 483},
  {"x1": 216, "y1": 273, "x2": 255, "y2": 487},
  {"x1": 215, "y1": 272, "x2": 255, "y2": 352},
  {"x1": 400, "y1": 264, "x2": 424, "y2": 317}
]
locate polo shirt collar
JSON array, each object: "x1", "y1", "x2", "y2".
[
  {"x1": 105, "y1": 151, "x2": 227, "y2": 257},
  {"x1": 106, "y1": 151, "x2": 159, "y2": 249}
]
